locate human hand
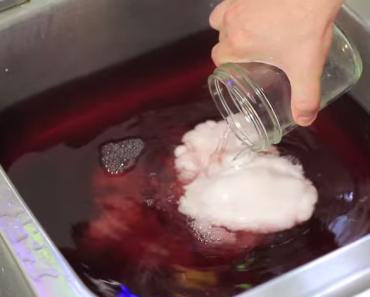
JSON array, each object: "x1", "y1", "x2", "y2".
[{"x1": 210, "y1": 0, "x2": 344, "y2": 126}]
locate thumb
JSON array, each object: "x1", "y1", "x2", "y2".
[
  {"x1": 289, "y1": 65, "x2": 322, "y2": 127},
  {"x1": 287, "y1": 29, "x2": 332, "y2": 127}
]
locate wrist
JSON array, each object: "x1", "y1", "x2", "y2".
[
  {"x1": 324, "y1": 0, "x2": 345, "y2": 16},
  {"x1": 290, "y1": 0, "x2": 345, "y2": 37},
  {"x1": 289, "y1": 0, "x2": 344, "y2": 20},
  {"x1": 318, "y1": 0, "x2": 345, "y2": 20}
]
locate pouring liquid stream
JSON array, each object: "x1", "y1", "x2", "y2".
[{"x1": 206, "y1": 125, "x2": 255, "y2": 179}]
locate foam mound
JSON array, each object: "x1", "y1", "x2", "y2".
[{"x1": 175, "y1": 120, "x2": 318, "y2": 235}]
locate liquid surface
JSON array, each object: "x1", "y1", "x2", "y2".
[{"x1": 1, "y1": 31, "x2": 370, "y2": 297}]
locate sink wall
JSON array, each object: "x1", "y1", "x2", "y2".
[
  {"x1": 0, "y1": 1, "x2": 369, "y2": 297},
  {"x1": 0, "y1": 0, "x2": 220, "y2": 110}
]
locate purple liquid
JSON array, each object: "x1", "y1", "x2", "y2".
[{"x1": 0, "y1": 30, "x2": 370, "y2": 297}]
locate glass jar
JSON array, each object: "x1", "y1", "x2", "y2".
[{"x1": 208, "y1": 25, "x2": 363, "y2": 152}]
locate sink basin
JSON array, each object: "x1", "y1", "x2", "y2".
[{"x1": 0, "y1": 1, "x2": 369, "y2": 297}]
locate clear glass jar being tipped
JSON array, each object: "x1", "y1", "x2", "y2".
[{"x1": 208, "y1": 25, "x2": 363, "y2": 152}]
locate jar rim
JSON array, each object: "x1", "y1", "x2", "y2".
[{"x1": 208, "y1": 64, "x2": 270, "y2": 151}]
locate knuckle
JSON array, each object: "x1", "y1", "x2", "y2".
[
  {"x1": 223, "y1": 5, "x2": 239, "y2": 25},
  {"x1": 209, "y1": 1, "x2": 227, "y2": 28},
  {"x1": 209, "y1": 10, "x2": 219, "y2": 29}
]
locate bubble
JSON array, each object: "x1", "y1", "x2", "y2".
[
  {"x1": 145, "y1": 198, "x2": 155, "y2": 207},
  {"x1": 190, "y1": 219, "x2": 236, "y2": 245},
  {"x1": 283, "y1": 154, "x2": 301, "y2": 166},
  {"x1": 100, "y1": 138, "x2": 145, "y2": 175}
]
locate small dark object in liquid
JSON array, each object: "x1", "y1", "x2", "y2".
[{"x1": 100, "y1": 138, "x2": 145, "y2": 175}]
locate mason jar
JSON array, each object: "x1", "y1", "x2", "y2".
[{"x1": 208, "y1": 25, "x2": 363, "y2": 152}]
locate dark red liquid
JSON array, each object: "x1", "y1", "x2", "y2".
[{"x1": 1, "y1": 30, "x2": 370, "y2": 297}]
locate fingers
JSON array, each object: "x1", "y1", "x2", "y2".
[
  {"x1": 211, "y1": 42, "x2": 248, "y2": 66},
  {"x1": 210, "y1": 0, "x2": 229, "y2": 31},
  {"x1": 211, "y1": 43, "x2": 231, "y2": 66},
  {"x1": 212, "y1": 29, "x2": 255, "y2": 66}
]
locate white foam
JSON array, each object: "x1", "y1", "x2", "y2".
[{"x1": 175, "y1": 120, "x2": 318, "y2": 235}]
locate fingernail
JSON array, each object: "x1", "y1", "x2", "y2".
[{"x1": 297, "y1": 116, "x2": 314, "y2": 126}]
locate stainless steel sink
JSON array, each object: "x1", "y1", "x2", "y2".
[
  {"x1": 0, "y1": 0, "x2": 27, "y2": 12},
  {"x1": 0, "y1": 1, "x2": 369, "y2": 297}
]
